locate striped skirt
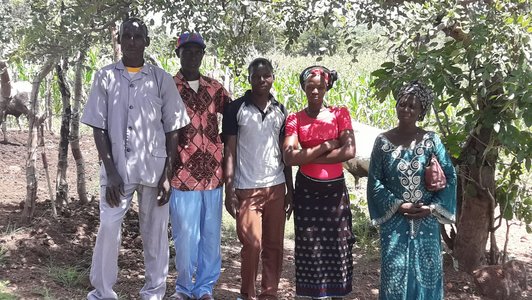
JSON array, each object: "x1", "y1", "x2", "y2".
[{"x1": 293, "y1": 171, "x2": 354, "y2": 298}]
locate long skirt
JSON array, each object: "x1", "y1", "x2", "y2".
[{"x1": 293, "y1": 171, "x2": 354, "y2": 298}]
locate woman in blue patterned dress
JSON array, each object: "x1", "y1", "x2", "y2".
[{"x1": 367, "y1": 81, "x2": 456, "y2": 300}]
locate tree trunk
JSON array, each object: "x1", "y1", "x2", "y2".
[
  {"x1": 71, "y1": 49, "x2": 88, "y2": 204},
  {"x1": 1, "y1": 61, "x2": 13, "y2": 142},
  {"x1": 109, "y1": 24, "x2": 120, "y2": 62},
  {"x1": 45, "y1": 75, "x2": 53, "y2": 132},
  {"x1": 39, "y1": 124, "x2": 56, "y2": 217},
  {"x1": 55, "y1": 60, "x2": 71, "y2": 207},
  {"x1": 453, "y1": 125, "x2": 498, "y2": 273},
  {"x1": 22, "y1": 60, "x2": 54, "y2": 223}
]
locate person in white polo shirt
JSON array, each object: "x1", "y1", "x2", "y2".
[
  {"x1": 81, "y1": 17, "x2": 189, "y2": 300},
  {"x1": 223, "y1": 58, "x2": 294, "y2": 300}
]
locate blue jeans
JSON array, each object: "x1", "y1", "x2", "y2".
[{"x1": 169, "y1": 188, "x2": 223, "y2": 299}]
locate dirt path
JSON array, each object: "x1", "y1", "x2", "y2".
[{"x1": 0, "y1": 131, "x2": 530, "y2": 299}]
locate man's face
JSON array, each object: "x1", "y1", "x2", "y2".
[
  {"x1": 178, "y1": 44, "x2": 205, "y2": 73},
  {"x1": 249, "y1": 64, "x2": 274, "y2": 94},
  {"x1": 119, "y1": 21, "x2": 149, "y2": 62}
]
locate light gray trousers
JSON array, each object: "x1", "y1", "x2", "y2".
[{"x1": 87, "y1": 183, "x2": 169, "y2": 300}]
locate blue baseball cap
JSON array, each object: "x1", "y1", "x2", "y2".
[{"x1": 176, "y1": 32, "x2": 206, "y2": 50}]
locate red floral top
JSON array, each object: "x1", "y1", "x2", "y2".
[{"x1": 171, "y1": 72, "x2": 232, "y2": 191}]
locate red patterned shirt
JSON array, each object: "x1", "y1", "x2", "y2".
[{"x1": 171, "y1": 71, "x2": 232, "y2": 191}]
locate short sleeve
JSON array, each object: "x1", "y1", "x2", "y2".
[
  {"x1": 215, "y1": 85, "x2": 232, "y2": 114},
  {"x1": 159, "y1": 71, "x2": 190, "y2": 133},
  {"x1": 222, "y1": 99, "x2": 241, "y2": 136},
  {"x1": 336, "y1": 106, "x2": 352, "y2": 132},
  {"x1": 81, "y1": 70, "x2": 108, "y2": 130},
  {"x1": 285, "y1": 112, "x2": 298, "y2": 137}
]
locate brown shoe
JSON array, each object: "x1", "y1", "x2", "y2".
[{"x1": 198, "y1": 294, "x2": 214, "y2": 300}]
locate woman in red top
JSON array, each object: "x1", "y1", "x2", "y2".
[{"x1": 283, "y1": 66, "x2": 356, "y2": 299}]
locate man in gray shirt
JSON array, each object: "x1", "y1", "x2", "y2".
[{"x1": 81, "y1": 17, "x2": 189, "y2": 300}]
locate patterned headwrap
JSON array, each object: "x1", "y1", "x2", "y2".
[
  {"x1": 395, "y1": 80, "x2": 434, "y2": 121},
  {"x1": 299, "y1": 66, "x2": 338, "y2": 91}
]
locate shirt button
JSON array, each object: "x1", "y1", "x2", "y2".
[
  {"x1": 126, "y1": 148, "x2": 131, "y2": 152},
  {"x1": 129, "y1": 105, "x2": 133, "y2": 109},
  {"x1": 129, "y1": 83, "x2": 135, "y2": 88}
]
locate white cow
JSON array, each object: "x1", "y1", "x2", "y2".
[
  {"x1": 0, "y1": 61, "x2": 32, "y2": 142},
  {"x1": 343, "y1": 121, "x2": 384, "y2": 183}
]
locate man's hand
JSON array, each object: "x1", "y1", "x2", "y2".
[
  {"x1": 398, "y1": 202, "x2": 431, "y2": 219},
  {"x1": 157, "y1": 173, "x2": 172, "y2": 206},
  {"x1": 225, "y1": 188, "x2": 239, "y2": 219},
  {"x1": 284, "y1": 191, "x2": 294, "y2": 220},
  {"x1": 105, "y1": 172, "x2": 124, "y2": 207}
]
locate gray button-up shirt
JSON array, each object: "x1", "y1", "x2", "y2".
[{"x1": 81, "y1": 61, "x2": 190, "y2": 187}]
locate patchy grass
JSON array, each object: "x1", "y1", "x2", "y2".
[
  {"x1": 0, "y1": 247, "x2": 7, "y2": 267},
  {"x1": 43, "y1": 263, "x2": 89, "y2": 289},
  {"x1": 31, "y1": 287, "x2": 56, "y2": 300},
  {"x1": 0, "y1": 222, "x2": 25, "y2": 237},
  {"x1": 221, "y1": 209, "x2": 238, "y2": 245},
  {"x1": 0, "y1": 281, "x2": 16, "y2": 300}
]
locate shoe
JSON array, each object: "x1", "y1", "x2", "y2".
[
  {"x1": 198, "y1": 294, "x2": 214, "y2": 300},
  {"x1": 169, "y1": 292, "x2": 191, "y2": 300}
]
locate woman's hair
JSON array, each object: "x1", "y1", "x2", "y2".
[
  {"x1": 299, "y1": 66, "x2": 338, "y2": 91},
  {"x1": 395, "y1": 80, "x2": 434, "y2": 121}
]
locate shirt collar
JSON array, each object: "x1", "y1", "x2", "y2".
[
  {"x1": 242, "y1": 90, "x2": 279, "y2": 107},
  {"x1": 116, "y1": 60, "x2": 149, "y2": 75},
  {"x1": 175, "y1": 70, "x2": 208, "y2": 87}
]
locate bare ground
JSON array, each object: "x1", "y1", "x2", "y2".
[{"x1": 0, "y1": 130, "x2": 530, "y2": 300}]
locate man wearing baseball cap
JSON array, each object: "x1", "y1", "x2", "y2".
[{"x1": 168, "y1": 32, "x2": 232, "y2": 300}]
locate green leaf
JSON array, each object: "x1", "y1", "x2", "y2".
[
  {"x1": 503, "y1": 206, "x2": 514, "y2": 220},
  {"x1": 381, "y1": 62, "x2": 394, "y2": 69},
  {"x1": 370, "y1": 68, "x2": 390, "y2": 77},
  {"x1": 523, "y1": 108, "x2": 532, "y2": 127},
  {"x1": 456, "y1": 107, "x2": 471, "y2": 117},
  {"x1": 398, "y1": 55, "x2": 408, "y2": 63}
]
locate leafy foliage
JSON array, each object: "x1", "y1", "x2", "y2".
[{"x1": 365, "y1": 0, "x2": 532, "y2": 262}]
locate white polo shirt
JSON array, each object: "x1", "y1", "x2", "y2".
[{"x1": 222, "y1": 90, "x2": 287, "y2": 189}]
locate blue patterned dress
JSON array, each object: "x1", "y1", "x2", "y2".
[{"x1": 367, "y1": 132, "x2": 456, "y2": 300}]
